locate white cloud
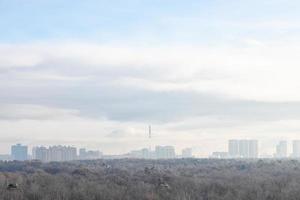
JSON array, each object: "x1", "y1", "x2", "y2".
[
  {"x1": 0, "y1": 104, "x2": 80, "y2": 120},
  {"x1": 1, "y1": 41, "x2": 300, "y2": 155},
  {"x1": 2, "y1": 41, "x2": 300, "y2": 102},
  {"x1": 0, "y1": 44, "x2": 43, "y2": 69}
]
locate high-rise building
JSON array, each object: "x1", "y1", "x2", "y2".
[
  {"x1": 11, "y1": 144, "x2": 28, "y2": 161},
  {"x1": 228, "y1": 140, "x2": 258, "y2": 158},
  {"x1": 32, "y1": 145, "x2": 77, "y2": 162},
  {"x1": 49, "y1": 146, "x2": 77, "y2": 161},
  {"x1": 33, "y1": 146, "x2": 49, "y2": 162},
  {"x1": 79, "y1": 148, "x2": 102, "y2": 160},
  {"x1": 79, "y1": 148, "x2": 86, "y2": 159},
  {"x1": 239, "y1": 140, "x2": 249, "y2": 158},
  {"x1": 248, "y1": 140, "x2": 258, "y2": 158},
  {"x1": 127, "y1": 148, "x2": 155, "y2": 159},
  {"x1": 141, "y1": 148, "x2": 151, "y2": 159},
  {"x1": 182, "y1": 148, "x2": 193, "y2": 158},
  {"x1": 155, "y1": 146, "x2": 175, "y2": 159},
  {"x1": 292, "y1": 140, "x2": 300, "y2": 158},
  {"x1": 228, "y1": 140, "x2": 239, "y2": 158},
  {"x1": 275, "y1": 141, "x2": 287, "y2": 158}
]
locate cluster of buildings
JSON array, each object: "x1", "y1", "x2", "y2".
[
  {"x1": 6, "y1": 144, "x2": 103, "y2": 162},
  {"x1": 10, "y1": 140, "x2": 300, "y2": 161},
  {"x1": 3, "y1": 144, "x2": 193, "y2": 162},
  {"x1": 211, "y1": 140, "x2": 300, "y2": 159},
  {"x1": 127, "y1": 146, "x2": 193, "y2": 159},
  {"x1": 275, "y1": 141, "x2": 287, "y2": 158},
  {"x1": 32, "y1": 146, "x2": 77, "y2": 162},
  {"x1": 228, "y1": 140, "x2": 258, "y2": 158},
  {"x1": 211, "y1": 140, "x2": 258, "y2": 159},
  {"x1": 274, "y1": 140, "x2": 300, "y2": 158},
  {"x1": 79, "y1": 148, "x2": 103, "y2": 160}
]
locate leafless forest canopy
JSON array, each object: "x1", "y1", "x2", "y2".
[{"x1": 0, "y1": 159, "x2": 300, "y2": 200}]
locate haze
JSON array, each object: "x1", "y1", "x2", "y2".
[{"x1": 1, "y1": 0, "x2": 300, "y2": 156}]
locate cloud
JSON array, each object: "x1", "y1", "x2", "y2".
[
  {"x1": 0, "y1": 104, "x2": 79, "y2": 120},
  {"x1": 1, "y1": 41, "x2": 300, "y2": 123},
  {"x1": 1, "y1": 41, "x2": 300, "y2": 156},
  {"x1": 1, "y1": 41, "x2": 300, "y2": 102},
  {"x1": 0, "y1": 41, "x2": 300, "y2": 101},
  {"x1": 0, "y1": 44, "x2": 43, "y2": 69},
  {"x1": 2, "y1": 0, "x2": 300, "y2": 156}
]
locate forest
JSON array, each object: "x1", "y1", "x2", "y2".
[{"x1": 0, "y1": 158, "x2": 299, "y2": 200}]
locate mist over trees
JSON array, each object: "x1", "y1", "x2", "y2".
[{"x1": 0, "y1": 159, "x2": 300, "y2": 200}]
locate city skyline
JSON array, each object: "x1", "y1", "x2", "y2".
[
  {"x1": 0, "y1": 134, "x2": 299, "y2": 157},
  {"x1": 1, "y1": 1, "x2": 299, "y2": 199},
  {"x1": 2, "y1": 1, "x2": 300, "y2": 156},
  {"x1": 4, "y1": 139, "x2": 300, "y2": 161}
]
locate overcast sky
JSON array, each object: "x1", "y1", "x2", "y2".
[{"x1": 1, "y1": 0, "x2": 300, "y2": 156}]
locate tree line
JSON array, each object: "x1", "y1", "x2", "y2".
[{"x1": 0, "y1": 159, "x2": 300, "y2": 200}]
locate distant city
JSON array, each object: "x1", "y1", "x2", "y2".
[
  {"x1": 2, "y1": 140, "x2": 300, "y2": 162},
  {"x1": 1, "y1": 144, "x2": 193, "y2": 162},
  {"x1": 211, "y1": 140, "x2": 298, "y2": 159}
]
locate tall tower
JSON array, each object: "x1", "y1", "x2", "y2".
[
  {"x1": 275, "y1": 141, "x2": 287, "y2": 158},
  {"x1": 149, "y1": 125, "x2": 151, "y2": 139}
]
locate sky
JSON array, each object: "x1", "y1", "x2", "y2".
[{"x1": 1, "y1": 0, "x2": 300, "y2": 156}]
